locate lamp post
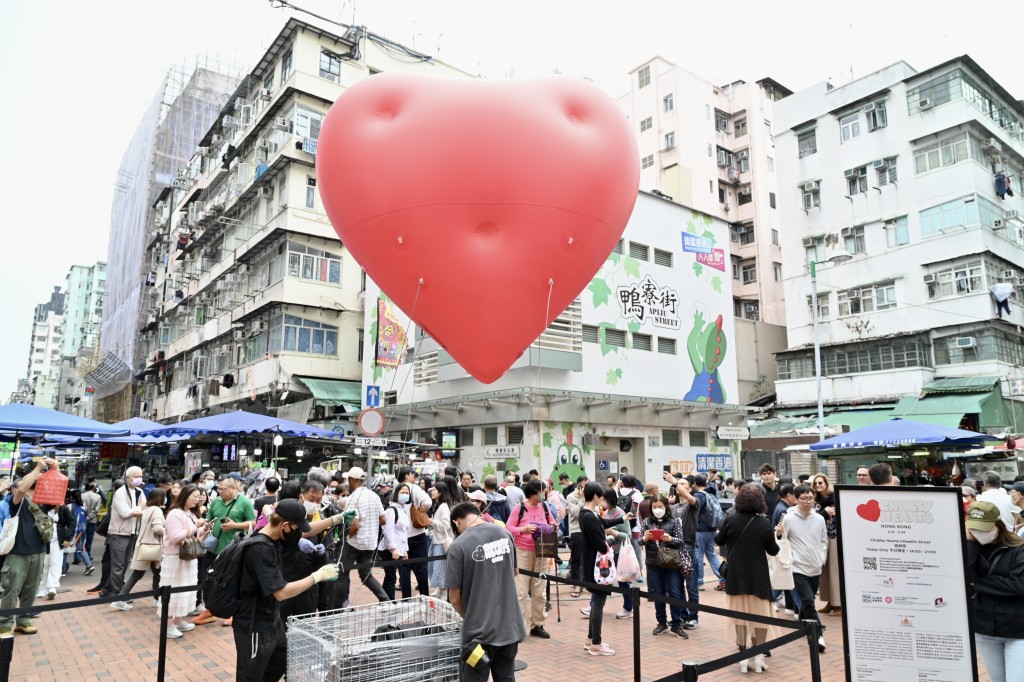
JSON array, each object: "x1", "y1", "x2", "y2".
[{"x1": 811, "y1": 250, "x2": 852, "y2": 441}]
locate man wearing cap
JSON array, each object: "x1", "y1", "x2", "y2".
[
  {"x1": 233, "y1": 498, "x2": 339, "y2": 682},
  {"x1": 337, "y1": 467, "x2": 390, "y2": 606},
  {"x1": 195, "y1": 473, "x2": 256, "y2": 626},
  {"x1": 977, "y1": 471, "x2": 1019, "y2": 531}
]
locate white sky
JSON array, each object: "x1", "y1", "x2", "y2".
[{"x1": 0, "y1": 0, "x2": 1020, "y2": 400}]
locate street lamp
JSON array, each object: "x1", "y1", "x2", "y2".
[{"x1": 811, "y1": 249, "x2": 853, "y2": 441}]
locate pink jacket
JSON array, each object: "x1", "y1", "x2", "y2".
[{"x1": 162, "y1": 508, "x2": 208, "y2": 557}]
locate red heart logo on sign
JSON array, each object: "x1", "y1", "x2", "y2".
[
  {"x1": 856, "y1": 499, "x2": 881, "y2": 522},
  {"x1": 316, "y1": 74, "x2": 640, "y2": 383}
]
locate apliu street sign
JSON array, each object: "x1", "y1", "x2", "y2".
[{"x1": 716, "y1": 426, "x2": 749, "y2": 440}]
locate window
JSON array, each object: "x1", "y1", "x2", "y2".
[
  {"x1": 802, "y1": 184, "x2": 821, "y2": 210},
  {"x1": 658, "y1": 337, "x2": 677, "y2": 354},
  {"x1": 582, "y1": 324, "x2": 599, "y2": 343},
  {"x1": 734, "y1": 119, "x2": 748, "y2": 137},
  {"x1": 604, "y1": 328, "x2": 627, "y2": 348},
  {"x1": 663, "y1": 93, "x2": 674, "y2": 112},
  {"x1": 738, "y1": 225, "x2": 755, "y2": 245},
  {"x1": 286, "y1": 241, "x2": 342, "y2": 284},
  {"x1": 662, "y1": 429, "x2": 681, "y2": 447},
  {"x1": 629, "y1": 242, "x2": 649, "y2": 261},
  {"x1": 885, "y1": 216, "x2": 910, "y2": 247},
  {"x1": 688, "y1": 430, "x2": 707, "y2": 447},
  {"x1": 716, "y1": 148, "x2": 733, "y2": 168},
  {"x1": 738, "y1": 186, "x2": 753, "y2": 205},
  {"x1": 771, "y1": 229, "x2": 779, "y2": 245},
  {"x1": 507, "y1": 425, "x2": 524, "y2": 444},
  {"x1": 866, "y1": 101, "x2": 887, "y2": 131},
  {"x1": 920, "y1": 195, "x2": 1000, "y2": 235},
  {"x1": 641, "y1": 155, "x2": 654, "y2": 169},
  {"x1": 319, "y1": 50, "x2": 341, "y2": 81},
  {"x1": 664, "y1": 131, "x2": 675, "y2": 150},
  {"x1": 294, "y1": 106, "x2": 323, "y2": 140},
  {"x1": 926, "y1": 260, "x2": 983, "y2": 299},
  {"x1": 773, "y1": 262, "x2": 782, "y2": 282},
  {"x1": 907, "y1": 69, "x2": 961, "y2": 114},
  {"x1": 638, "y1": 66, "x2": 651, "y2": 88},
  {"x1": 483, "y1": 426, "x2": 499, "y2": 446},
  {"x1": 281, "y1": 49, "x2": 293, "y2": 80},
  {"x1": 715, "y1": 111, "x2": 730, "y2": 133},
  {"x1": 357, "y1": 328, "x2": 364, "y2": 361},
  {"x1": 640, "y1": 117, "x2": 652, "y2": 132},
  {"x1": 840, "y1": 113, "x2": 861, "y2": 142},
  {"x1": 767, "y1": 156, "x2": 774, "y2": 172},
  {"x1": 460, "y1": 429, "x2": 475, "y2": 447},
  {"x1": 875, "y1": 281, "x2": 897, "y2": 309},
  {"x1": 741, "y1": 260, "x2": 757, "y2": 284},
  {"x1": 262, "y1": 71, "x2": 274, "y2": 93},
  {"x1": 612, "y1": 239, "x2": 624, "y2": 255},
  {"x1": 738, "y1": 155, "x2": 751, "y2": 173},
  {"x1": 807, "y1": 293, "x2": 830, "y2": 319},
  {"x1": 769, "y1": 192, "x2": 776, "y2": 209},
  {"x1": 843, "y1": 225, "x2": 866, "y2": 253},
  {"x1": 654, "y1": 248, "x2": 673, "y2": 267},
  {"x1": 914, "y1": 133, "x2": 969, "y2": 173},
  {"x1": 731, "y1": 256, "x2": 741, "y2": 279},
  {"x1": 935, "y1": 329, "x2": 1024, "y2": 366},
  {"x1": 845, "y1": 167, "x2": 868, "y2": 195},
  {"x1": 305, "y1": 177, "x2": 317, "y2": 209},
  {"x1": 798, "y1": 130, "x2": 817, "y2": 157},
  {"x1": 281, "y1": 315, "x2": 339, "y2": 356},
  {"x1": 632, "y1": 332, "x2": 652, "y2": 351},
  {"x1": 743, "y1": 301, "x2": 760, "y2": 320},
  {"x1": 876, "y1": 158, "x2": 898, "y2": 186}
]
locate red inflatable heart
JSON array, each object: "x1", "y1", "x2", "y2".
[
  {"x1": 316, "y1": 74, "x2": 639, "y2": 383},
  {"x1": 856, "y1": 499, "x2": 881, "y2": 522}
]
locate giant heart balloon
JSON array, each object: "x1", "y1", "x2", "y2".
[{"x1": 317, "y1": 73, "x2": 640, "y2": 383}]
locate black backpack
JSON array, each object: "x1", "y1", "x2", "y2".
[{"x1": 203, "y1": 533, "x2": 272, "y2": 619}]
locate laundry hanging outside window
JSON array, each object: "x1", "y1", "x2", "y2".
[{"x1": 990, "y1": 282, "x2": 1015, "y2": 318}]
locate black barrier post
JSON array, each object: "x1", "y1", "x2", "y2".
[
  {"x1": 631, "y1": 586, "x2": 641, "y2": 682},
  {"x1": 0, "y1": 633, "x2": 12, "y2": 682},
  {"x1": 803, "y1": 619, "x2": 823, "y2": 682},
  {"x1": 681, "y1": 662, "x2": 699, "y2": 682},
  {"x1": 156, "y1": 586, "x2": 171, "y2": 682}
]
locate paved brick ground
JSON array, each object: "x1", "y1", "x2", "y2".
[{"x1": 7, "y1": 539, "x2": 990, "y2": 682}]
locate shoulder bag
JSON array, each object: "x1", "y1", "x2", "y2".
[
  {"x1": 718, "y1": 516, "x2": 756, "y2": 581},
  {"x1": 135, "y1": 509, "x2": 163, "y2": 563},
  {"x1": 178, "y1": 513, "x2": 207, "y2": 561},
  {"x1": 410, "y1": 502, "x2": 431, "y2": 530},
  {"x1": 768, "y1": 530, "x2": 794, "y2": 590},
  {"x1": 0, "y1": 501, "x2": 23, "y2": 556}
]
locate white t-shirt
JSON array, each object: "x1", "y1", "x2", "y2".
[{"x1": 345, "y1": 486, "x2": 385, "y2": 551}]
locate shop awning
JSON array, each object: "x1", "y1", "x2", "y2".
[
  {"x1": 826, "y1": 408, "x2": 895, "y2": 431},
  {"x1": 891, "y1": 393, "x2": 991, "y2": 428},
  {"x1": 296, "y1": 377, "x2": 361, "y2": 409},
  {"x1": 921, "y1": 376, "x2": 1000, "y2": 394}
]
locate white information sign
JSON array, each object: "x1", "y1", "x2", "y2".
[
  {"x1": 355, "y1": 437, "x2": 388, "y2": 447},
  {"x1": 836, "y1": 486, "x2": 977, "y2": 682}
]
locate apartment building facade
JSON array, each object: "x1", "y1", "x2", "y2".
[
  {"x1": 56, "y1": 262, "x2": 106, "y2": 417},
  {"x1": 25, "y1": 287, "x2": 65, "y2": 409},
  {"x1": 772, "y1": 56, "x2": 1024, "y2": 434},
  {"x1": 361, "y1": 192, "x2": 747, "y2": 484},
  {"x1": 618, "y1": 58, "x2": 790, "y2": 402},
  {"x1": 139, "y1": 18, "x2": 473, "y2": 432}
]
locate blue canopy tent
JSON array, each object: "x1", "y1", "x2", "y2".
[
  {"x1": 43, "y1": 417, "x2": 188, "y2": 446},
  {"x1": 136, "y1": 410, "x2": 342, "y2": 439},
  {"x1": 809, "y1": 418, "x2": 997, "y2": 451},
  {"x1": 0, "y1": 404, "x2": 130, "y2": 438}
]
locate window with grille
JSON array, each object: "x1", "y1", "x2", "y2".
[
  {"x1": 534, "y1": 298, "x2": 582, "y2": 353},
  {"x1": 632, "y1": 333, "x2": 652, "y2": 351},
  {"x1": 662, "y1": 429, "x2": 681, "y2": 446},
  {"x1": 657, "y1": 337, "x2": 676, "y2": 354},
  {"x1": 640, "y1": 117, "x2": 652, "y2": 132},
  {"x1": 688, "y1": 430, "x2": 707, "y2": 447},
  {"x1": 612, "y1": 239, "x2": 624, "y2": 255},
  {"x1": 582, "y1": 324, "x2": 599, "y2": 343},
  {"x1": 460, "y1": 428, "x2": 474, "y2": 446},
  {"x1": 654, "y1": 248, "x2": 673, "y2": 267},
  {"x1": 629, "y1": 242, "x2": 650, "y2": 261},
  {"x1": 483, "y1": 426, "x2": 499, "y2": 446},
  {"x1": 638, "y1": 66, "x2": 651, "y2": 88},
  {"x1": 507, "y1": 425, "x2": 524, "y2": 444},
  {"x1": 413, "y1": 352, "x2": 438, "y2": 386},
  {"x1": 605, "y1": 329, "x2": 626, "y2": 347}
]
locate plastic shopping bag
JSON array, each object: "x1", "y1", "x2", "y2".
[{"x1": 616, "y1": 542, "x2": 640, "y2": 582}]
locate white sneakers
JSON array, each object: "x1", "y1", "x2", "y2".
[
  {"x1": 615, "y1": 609, "x2": 633, "y2": 619},
  {"x1": 588, "y1": 644, "x2": 615, "y2": 656},
  {"x1": 177, "y1": 621, "x2": 196, "y2": 632},
  {"x1": 166, "y1": 625, "x2": 183, "y2": 639},
  {"x1": 579, "y1": 607, "x2": 591, "y2": 617},
  {"x1": 110, "y1": 602, "x2": 132, "y2": 611}
]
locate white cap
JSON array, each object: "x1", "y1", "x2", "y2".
[{"x1": 346, "y1": 466, "x2": 367, "y2": 480}]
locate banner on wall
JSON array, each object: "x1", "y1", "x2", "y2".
[
  {"x1": 835, "y1": 485, "x2": 977, "y2": 682},
  {"x1": 376, "y1": 298, "x2": 407, "y2": 369}
]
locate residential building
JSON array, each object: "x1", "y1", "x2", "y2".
[
  {"x1": 8, "y1": 380, "x2": 31, "y2": 406},
  {"x1": 361, "y1": 192, "x2": 748, "y2": 484},
  {"x1": 618, "y1": 57, "x2": 792, "y2": 402},
  {"x1": 57, "y1": 262, "x2": 106, "y2": 418},
  {"x1": 95, "y1": 60, "x2": 242, "y2": 422},
  {"x1": 769, "y1": 56, "x2": 1024, "y2": 476},
  {"x1": 138, "y1": 17, "x2": 474, "y2": 455},
  {"x1": 25, "y1": 287, "x2": 65, "y2": 409}
]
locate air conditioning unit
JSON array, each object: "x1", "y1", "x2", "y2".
[
  {"x1": 1003, "y1": 269, "x2": 1018, "y2": 279},
  {"x1": 955, "y1": 336, "x2": 976, "y2": 348},
  {"x1": 238, "y1": 264, "x2": 248, "y2": 274},
  {"x1": 256, "y1": 186, "x2": 273, "y2": 199},
  {"x1": 222, "y1": 115, "x2": 236, "y2": 128},
  {"x1": 250, "y1": 320, "x2": 267, "y2": 334},
  {"x1": 844, "y1": 168, "x2": 857, "y2": 178},
  {"x1": 984, "y1": 138, "x2": 1003, "y2": 152},
  {"x1": 233, "y1": 330, "x2": 245, "y2": 341},
  {"x1": 847, "y1": 291, "x2": 861, "y2": 300},
  {"x1": 744, "y1": 303, "x2": 758, "y2": 314},
  {"x1": 179, "y1": 305, "x2": 191, "y2": 316},
  {"x1": 994, "y1": 219, "x2": 1006, "y2": 229},
  {"x1": 211, "y1": 134, "x2": 224, "y2": 145},
  {"x1": 802, "y1": 181, "x2": 819, "y2": 192},
  {"x1": 259, "y1": 88, "x2": 272, "y2": 101},
  {"x1": 1005, "y1": 210, "x2": 1019, "y2": 221},
  {"x1": 197, "y1": 147, "x2": 210, "y2": 157},
  {"x1": 255, "y1": 138, "x2": 269, "y2": 149},
  {"x1": 273, "y1": 117, "x2": 289, "y2": 131},
  {"x1": 840, "y1": 227, "x2": 853, "y2": 238},
  {"x1": 923, "y1": 273, "x2": 936, "y2": 284},
  {"x1": 873, "y1": 159, "x2": 888, "y2": 169},
  {"x1": 802, "y1": 237, "x2": 816, "y2": 248},
  {"x1": 224, "y1": 274, "x2": 238, "y2": 284},
  {"x1": 176, "y1": 169, "x2": 188, "y2": 180},
  {"x1": 864, "y1": 102, "x2": 876, "y2": 112},
  {"x1": 234, "y1": 97, "x2": 246, "y2": 110},
  {"x1": 918, "y1": 97, "x2": 932, "y2": 110},
  {"x1": 737, "y1": 150, "x2": 749, "y2": 160}
]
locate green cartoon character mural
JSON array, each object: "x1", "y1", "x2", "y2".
[
  {"x1": 550, "y1": 427, "x2": 587, "y2": 483},
  {"x1": 683, "y1": 311, "x2": 727, "y2": 404}
]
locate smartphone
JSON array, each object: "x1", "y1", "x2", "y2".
[{"x1": 663, "y1": 465, "x2": 672, "y2": 473}]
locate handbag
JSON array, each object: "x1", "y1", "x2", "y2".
[
  {"x1": 410, "y1": 503, "x2": 431, "y2": 530},
  {"x1": 656, "y1": 542, "x2": 684, "y2": 571},
  {"x1": 533, "y1": 526, "x2": 560, "y2": 560},
  {"x1": 677, "y1": 542, "x2": 695, "y2": 576},
  {"x1": 718, "y1": 516, "x2": 756, "y2": 581},
  {"x1": 0, "y1": 501, "x2": 22, "y2": 556},
  {"x1": 594, "y1": 545, "x2": 617, "y2": 585},
  {"x1": 134, "y1": 511, "x2": 163, "y2": 563},
  {"x1": 179, "y1": 536, "x2": 206, "y2": 561},
  {"x1": 96, "y1": 513, "x2": 110, "y2": 537},
  {"x1": 768, "y1": 533, "x2": 794, "y2": 590}
]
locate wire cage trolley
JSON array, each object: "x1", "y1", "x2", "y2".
[{"x1": 287, "y1": 596, "x2": 463, "y2": 682}]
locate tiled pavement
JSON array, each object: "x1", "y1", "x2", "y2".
[{"x1": 8, "y1": 539, "x2": 990, "y2": 681}]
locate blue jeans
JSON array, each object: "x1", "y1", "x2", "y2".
[
  {"x1": 681, "y1": 544, "x2": 699, "y2": 621},
  {"x1": 975, "y1": 632, "x2": 1024, "y2": 682},
  {"x1": 695, "y1": 531, "x2": 723, "y2": 584},
  {"x1": 647, "y1": 564, "x2": 683, "y2": 627}
]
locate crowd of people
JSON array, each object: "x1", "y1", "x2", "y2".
[{"x1": 0, "y1": 457, "x2": 1021, "y2": 681}]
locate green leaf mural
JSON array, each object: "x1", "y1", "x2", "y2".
[
  {"x1": 542, "y1": 431, "x2": 553, "y2": 448},
  {"x1": 588, "y1": 278, "x2": 612, "y2": 308},
  {"x1": 608, "y1": 252, "x2": 621, "y2": 265},
  {"x1": 605, "y1": 368, "x2": 623, "y2": 386},
  {"x1": 702, "y1": 213, "x2": 714, "y2": 226},
  {"x1": 598, "y1": 322, "x2": 619, "y2": 356},
  {"x1": 702, "y1": 230, "x2": 717, "y2": 245},
  {"x1": 623, "y1": 256, "x2": 641, "y2": 279},
  {"x1": 627, "y1": 321, "x2": 641, "y2": 334},
  {"x1": 711, "y1": 275, "x2": 723, "y2": 293},
  {"x1": 692, "y1": 262, "x2": 703, "y2": 278}
]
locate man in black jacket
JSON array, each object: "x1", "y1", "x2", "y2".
[{"x1": 758, "y1": 464, "x2": 781, "y2": 516}]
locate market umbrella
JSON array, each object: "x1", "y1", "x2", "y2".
[
  {"x1": 0, "y1": 404, "x2": 131, "y2": 438},
  {"x1": 809, "y1": 418, "x2": 997, "y2": 451},
  {"x1": 135, "y1": 410, "x2": 343, "y2": 439}
]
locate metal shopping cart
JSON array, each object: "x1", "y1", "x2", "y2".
[{"x1": 287, "y1": 597, "x2": 463, "y2": 682}]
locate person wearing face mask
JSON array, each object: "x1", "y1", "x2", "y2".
[
  {"x1": 965, "y1": 500, "x2": 1024, "y2": 682},
  {"x1": 379, "y1": 483, "x2": 413, "y2": 600},
  {"x1": 276, "y1": 481, "x2": 332, "y2": 620},
  {"x1": 102, "y1": 466, "x2": 147, "y2": 599},
  {"x1": 233, "y1": 498, "x2": 339, "y2": 682},
  {"x1": 161, "y1": 484, "x2": 212, "y2": 638},
  {"x1": 639, "y1": 494, "x2": 690, "y2": 639},
  {"x1": 193, "y1": 474, "x2": 256, "y2": 626}
]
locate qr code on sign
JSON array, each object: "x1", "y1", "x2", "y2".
[
  {"x1": 861, "y1": 594, "x2": 873, "y2": 603},
  {"x1": 862, "y1": 557, "x2": 878, "y2": 570}
]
